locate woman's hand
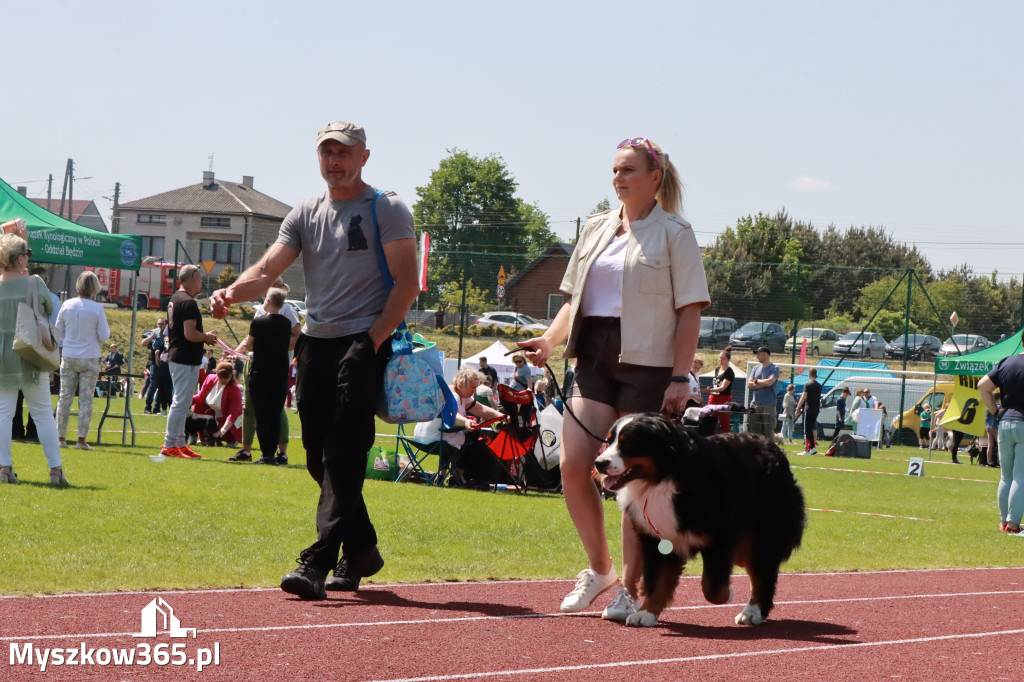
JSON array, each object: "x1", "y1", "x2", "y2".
[
  {"x1": 518, "y1": 336, "x2": 552, "y2": 367},
  {"x1": 661, "y1": 381, "x2": 691, "y2": 415}
]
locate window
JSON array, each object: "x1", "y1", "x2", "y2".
[
  {"x1": 137, "y1": 214, "x2": 166, "y2": 224},
  {"x1": 547, "y1": 294, "x2": 563, "y2": 319},
  {"x1": 200, "y1": 217, "x2": 231, "y2": 228},
  {"x1": 199, "y1": 239, "x2": 242, "y2": 266},
  {"x1": 140, "y1": 236, "x2": 165, "y2": 259}
]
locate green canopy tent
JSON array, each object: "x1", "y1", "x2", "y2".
[
  {"x1": 0, "y1": 176, "x2": 142, "y2": 270},
  {"x1": 934, "y1": 330, "x2": 1024, "y2": 376},
  {"x1": 1, "y1": 175, "x2": 145, "y2": 444}
]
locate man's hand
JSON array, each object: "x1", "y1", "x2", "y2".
[
  {"x1": 205, "y1": 331, "x2": 218, "y2": 346},
  {"x1": 210, "y1": 289, "x2": 232, "y2": 319}
]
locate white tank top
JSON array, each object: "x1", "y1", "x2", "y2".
[{"x1": 579, "y1": 232, "x2": 629, "y2": 318}]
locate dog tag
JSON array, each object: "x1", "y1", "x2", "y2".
[{"x1": 658, "y1": 539, "x2": 673, "y2": 555}]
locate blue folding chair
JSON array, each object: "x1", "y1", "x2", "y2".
[{"x1": 394, "y1": 423, "x2": 460, "y2": 486}]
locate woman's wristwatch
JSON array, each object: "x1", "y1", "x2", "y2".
[{"x1": 670, "y1": 376, "x2": 689, "y2": 383}]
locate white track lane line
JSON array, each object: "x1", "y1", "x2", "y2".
[
  {"x1": 3, "y1": 589, "x2": 1023, "y2": 642},
  {"x1": 2, "y1": 565, "x2": 1022, "y2": 600},
  {"x1": 365, "y1": 627, "x2": 1024, "y2": 682}
]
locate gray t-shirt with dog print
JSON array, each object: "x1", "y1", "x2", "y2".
[{"x1": 276, "y1": 185, "x2": 414, "y2": 339}]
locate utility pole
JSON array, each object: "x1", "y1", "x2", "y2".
[
  {"x1": 111, "y1": 182, "x2": 120, "y2": 234},
  {"x1": 67, "y1": 159, "x2": 74, "y2": 221},
  {"x1": 58, "y1": 159, "x2": 71, "y2": 218},
  {"x1": 46, "y1": 174, "x2": 53, "y2": 211},
  {"x1": 575, "y1": 217, "x2": 581, "y2": 243}
]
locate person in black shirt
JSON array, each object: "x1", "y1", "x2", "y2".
[
  {"x1": 103, "y1": 343, "x2": 125, "y2": 396},
  {"x1": 477, "y1": 357, "x2": 498, "y2": 388},
  {"x1": 162, "y1": 265, "x2": 217, "y2": 459},
  {"x1": 242, "y1": 289, "x2": 294, "y2": 465},
  {"x1": 795, "y1": 368, "x2": 822, "y2": 454}
]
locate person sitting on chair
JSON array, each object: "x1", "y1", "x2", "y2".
[{"x1": 427, "y1": 367, "x2": 505, "y2": 487}]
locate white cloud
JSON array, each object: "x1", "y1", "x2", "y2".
[{"x1": 788, "y1": 176, "x2": 833, "y2": 192}]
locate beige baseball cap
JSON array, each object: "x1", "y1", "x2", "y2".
[{"x1": 316, "y1": 120, "x2": 366, "y2": 148}]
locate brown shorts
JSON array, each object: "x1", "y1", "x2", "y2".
[{"x1": 570, "y1": 317, "x2": 671, "y2": 413}]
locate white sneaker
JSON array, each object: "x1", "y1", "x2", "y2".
[
  {"x1": 560, "y1": 568, "x2": 618, "y2": 613},
  {"x1": 601, "y1": 585, "x2": 638, "y2": 621},
  {"x1": 807, "y1": 448, "x2": 817, "y2": 455}
]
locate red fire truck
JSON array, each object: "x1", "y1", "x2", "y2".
[{"x1": 86, "y1": 261, "x2": 181, "y2": 310}]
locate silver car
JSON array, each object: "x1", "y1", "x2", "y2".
[
  {"x1": 833, "y1": 331, "x2": 888, "y2": 359},
  {"x1": 937, "y1": 334, "x2": 990, "y2": 357}
]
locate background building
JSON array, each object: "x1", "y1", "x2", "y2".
[{"x1": 116, "y1": 171, "x2": 299, "y2": 298}]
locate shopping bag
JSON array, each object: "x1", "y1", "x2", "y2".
[
  {"x1": 12, "y1": 278, "x2": 61, "y2": 372},
  {"x1": 377, "y1": 330, "x2": 444, "y2": 424}
]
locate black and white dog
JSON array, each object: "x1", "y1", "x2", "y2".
[{"x1": 595, "y1": 413, "x2": 806, "y2": 627}]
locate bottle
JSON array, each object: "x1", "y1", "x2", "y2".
[
  {"x1": 2, "y1": 217, "x2": 27, "y2": 238},
  {"x1": 490, "y1": 483, "x2": 521, "y2": 492}
]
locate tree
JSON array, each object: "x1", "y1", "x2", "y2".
[
  {"x1": 590, "y1": 198, "x2": 611, "y2": 215},
  {"x1": 414, "y1": 149, "x2": 557, "y2": 305},
  {"x1": 215, "y1": 265, "x2": 238, "y2": 290},
  {"x1": 437, "y1": 279, "x2": 489, "y2": 318}
]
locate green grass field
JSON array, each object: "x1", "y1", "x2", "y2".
[{"x1": 1, "y1": 390, "x2": 1017, "y2": 597}]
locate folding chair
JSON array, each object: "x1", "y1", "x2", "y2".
[
  {"x1": 394, "y1": 422, "x2": 459, "y2": 486},
  {"x1": 475, "y1": 385, "x2": 539, "y2": 492}
]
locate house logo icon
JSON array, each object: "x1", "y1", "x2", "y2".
[{"x1": 133, "y1": 597, "x2": 197, "y2": 638}]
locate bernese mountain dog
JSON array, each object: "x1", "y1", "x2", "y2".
[{"x1": 594, "y1": 413, "x2": 806, "y2": 627}]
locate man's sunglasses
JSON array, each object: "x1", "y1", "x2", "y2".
[{"x1": 616, "y1": 137, "x2": 662, "y2": 173}]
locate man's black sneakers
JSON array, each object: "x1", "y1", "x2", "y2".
[
  {"x1": 280, "y1": 552, "x2": 327, "y2": 600},
  {"x1": 325, "y1": 546, "x2": 384, "y2": 591}
]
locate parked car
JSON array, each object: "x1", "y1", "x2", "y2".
[
  {"x1": 833, "y1": 331, "x2": 888, "y2": 359},
  {"x1": 884, "y1": 334, "x2": 942, "y2": 360},
  {"x1": 729, "y1": 321, "x2": 788, "y2": 353},
  {"x1": 284, "y1": 298, "x2": 307, "y2": 320},
  {"x1": 474, "y1": 311, "x2": 549, "y2": 331},
  {"x1": 937, "y1": 334, "x2": 990, "y2": 357},
  {"x1": 783, "y1": 328, "x2": 839, "y2": 356},
  {"x1": 699, "y1": 316, "x2": 738, "y2": 349}
]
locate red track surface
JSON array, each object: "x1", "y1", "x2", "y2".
[{"x1": 3, "y1": 567, "x2": 1024, "y2": 680}]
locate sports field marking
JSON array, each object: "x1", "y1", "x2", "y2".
[
  {"x1": 4, "y1": 590, "x2": 1022, "y2": 643},
  {"x1": 364, "y1": 627, "x2": 1024, "y2": 682},
  {"x1": 2, "y1": 566, "x2": 1020, "y2": 600},
  {"x1": 791, "y1": 464, "x2": 993, "y2": 483},
  {"x1": 807, "y1": 507, "x2": 932, "y2": 521}
]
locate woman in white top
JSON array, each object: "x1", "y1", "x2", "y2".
[
  {"x1": 520, "y1": 137, "x2": 710, "y2": 621},
  {"x1": 55, "y1": 271, "x2": 109, "y2": 450}
]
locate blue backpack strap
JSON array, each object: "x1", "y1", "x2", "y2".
[{"x1": 371, "y1": 189, "x2": 407, "y2": 332}]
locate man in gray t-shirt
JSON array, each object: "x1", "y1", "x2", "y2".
[
  {"x1": 747, "y1": 346, "x2": 780, "y2": 438},
  {"x1": 210, "y1": 120, "x2": 420, "y2": 601}
]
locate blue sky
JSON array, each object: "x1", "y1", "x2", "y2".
[{"x1": 3, "y1": 1, "x2": 1021, "y2": 278}]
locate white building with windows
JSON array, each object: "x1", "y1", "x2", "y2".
[{"x1": 116, "y1": 171, "x2": 301, "y2": 297}]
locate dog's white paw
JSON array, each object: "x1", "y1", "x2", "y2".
[
  {"x1": 625, "y1": 610, "x2": 659, "y2": 627},
  {"x1": 734, "y1": 604, "x2": 763, "y2": 625}
]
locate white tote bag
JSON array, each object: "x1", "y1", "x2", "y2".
[
  {"x1": 534, "y1": 403, "x2": 563, "y2": 468},
  {"x1": 12, "y1": 277, "x2": 61, "y2": 373}
]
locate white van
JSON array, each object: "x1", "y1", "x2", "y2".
[{"x1": 817, "y1": 375, "x2": 935, "y2": 439}]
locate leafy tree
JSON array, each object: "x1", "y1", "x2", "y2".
[
  {"x1": 215, "y1": 265, "x2": 238, "y2": 289},
  {"x1": 414, "y1": 149, "x2": 557, "y2": 304},
  {"x1": 590, "y1": 198, "x2": 611, "y2": 215},
  {"x1": 437, "y1": 279, "x2": 489, "y2": 318}
]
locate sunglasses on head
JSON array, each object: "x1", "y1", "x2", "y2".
[
  {"x1": 24, "y1": 248, "x2": 32, "y2": 258},
  {"x1": 616, "y1": 137, "x2": 662, "y2": 173}
]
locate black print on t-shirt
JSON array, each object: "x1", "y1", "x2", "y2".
[{"x1": 347, "y1": 214, "x2": 368, "y2": 251}]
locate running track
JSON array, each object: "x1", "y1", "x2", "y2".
[{"x1": 3, "y1": 568, "x2": 1024, "y2": 680}]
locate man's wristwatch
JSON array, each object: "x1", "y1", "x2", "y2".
[{"x1": 670, "y1": 376, "x2": 689, "y2": 383}]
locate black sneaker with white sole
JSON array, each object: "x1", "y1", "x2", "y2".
[
  {"x1": 325, "y1": 546, "x2": 384, "y2": 591},
  {"x1": 280, "y1": 551, "x2": 327, "y2": 600}
]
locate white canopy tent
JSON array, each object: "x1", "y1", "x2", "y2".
[{"x1": 459, "y1": 340, "x2": 542, "y2": 384}]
